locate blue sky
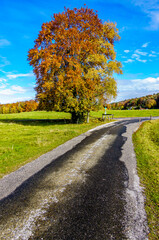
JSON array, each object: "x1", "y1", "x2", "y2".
[{"x1": 0, "y1": 0, "x2": 159, "y2": 104}]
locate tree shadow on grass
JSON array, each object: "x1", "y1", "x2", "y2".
[{"x1": 0, "y1": 118, "x2": 72, "y2": 127}]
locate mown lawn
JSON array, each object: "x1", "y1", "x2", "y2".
[{"x1": 133, "y1": 119, "x2": 159, "y2": 239}]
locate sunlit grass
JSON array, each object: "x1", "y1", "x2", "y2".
[
  {"x1": 133, "y1": 120, "x2": 159, "y2": 239},
  {"x1": 0, "y1": 111, "x2": 71, "y2": 120},
  {"x1": 91, "y1": 109, "x2": 159, "y2": 118},
  {"x1": 0, "y1": 109, "x2": 159, "y2": 121}
]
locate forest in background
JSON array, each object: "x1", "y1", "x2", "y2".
[
  {"x1": 0, "y1": 100, "x2": 38, "y2": 114},
  {"x1": 0, "y1": 93, "x2": 159, "y2": 114},
  {"x1": 110, "y1": 93, "x2": 159, "y2": 110}
]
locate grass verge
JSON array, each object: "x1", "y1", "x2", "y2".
[{"x1": 133, "y1": 120, "x2": 159, "y2": 239}]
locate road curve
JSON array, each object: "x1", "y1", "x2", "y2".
[{"x1": 0, "y1": 119, "x2": 150, "y2": 239}]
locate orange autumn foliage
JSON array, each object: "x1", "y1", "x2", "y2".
[
  {"x1": 0, "y1": 100, "x2": 38, "y2": 114},
  {"x1": 28, "y1": 6, "x2": 122, "y2": 122}
]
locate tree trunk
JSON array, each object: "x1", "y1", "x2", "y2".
[
  {"x1": 71, "y1": 112, "x2": 78, "y2": 123},
  {"x1": 71, "y1": 112, "x2": 85, "y2": 123}
]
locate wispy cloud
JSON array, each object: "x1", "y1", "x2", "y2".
[
  {"x1": 0, "y1": 78, "x2": 7, "y2": 83},
  {"x1": 134, "y1": 49, "x2": 148, "y2": 56},
  {"x1": 123, "y1": 59, "x2": 134, "y2": 63},
  {"x1": 131, "y1": 51, "x2": 147, "y2": 62},
  {"x1": 132, "y1": 77, "x2": 159, "y2": 84},
  {"x1": 124, "y1": 50, "x2": 130, "y2": 53},
  {"x1": 142, "y1": 42, "x2": 150, "y2": 48},
  {"x1": 0, "y1": 39, "x2": 11, "y2": 47},
  {"x1": 149, "y1": 11, "x2": 159, "y2": 30},
  {"x1": 123, "y1": 47, "x2": 156, "y2": 64},
  {"x1": 0, "y1": 56, "x2": 10, "y2": 68},
  {"x1": 0, "y1": 83, "x2": 7, "y2": 89},
  {"x1": 132, "y1": 0, "x2": 159, "y2": 30},
  {"x1": 149, "y1": 53, "x2": 157, "y2": 57},
  {"x1": 7, "y1": 73, "x2": 34, "y2": 79},
  {"x1": 120, "y1": 77, "x2": 159, "y2": 91},
  {"x1": 0, "y1": 96, "x2": 33, "y2": 104},
  {"x1": 117, "y1": 76, "x2": 159, "y2": 101},
  {"x1": 0, "y1": 85, "x2": 26, "y2": 95}
]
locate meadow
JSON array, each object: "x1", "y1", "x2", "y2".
[
  {"x1": 0, "y1": 112, "x2": 105, "y2": 178},
  {"x1": 133, "y1": 119, "x2": 159, "y2": 239},
  {"x1": 91, "y1": 109, "x2": 159, "y2": 118},
  {"x1": 0, "y1": 109, "x2": 159, "y2": 120}
]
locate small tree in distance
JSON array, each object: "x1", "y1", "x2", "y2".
[{"x1": 28, "y1": 6, "x2": 122, "y2": 122}]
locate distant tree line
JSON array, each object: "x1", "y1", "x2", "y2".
[
  {"x1": 0, "y1": 100, "x2": 38, "y2": 114},
  {"x1": 110, "y1": 93, "x2": 159, "y2": 110}
]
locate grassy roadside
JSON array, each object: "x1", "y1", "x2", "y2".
[
  {"x1": 0, "y1": 119, "x2": 108, "y2": 178},
  {"x1": 133, "y1": 120, "x2": 159, "y2": 239}
]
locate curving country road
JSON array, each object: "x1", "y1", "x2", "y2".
[{"x1": 0, "y1": 119, "x2": 150, "y2": 239}]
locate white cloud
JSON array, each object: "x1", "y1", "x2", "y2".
[
  {"x1": 7, "y1": 73, "x2": 34, "y2": 79},
  {"x1": 0, "y1": 85, "x2": 26, "y2": 95},
  {"x1": 0, "y1": 78, "x2": 7, "y2": 82},
  {"x1": 123, "y1": 59, "x2": 134, "y2": 63},
  {"x1": 0, "y1": 89, "x2": 15, "y2": 95},
  {"x1": 0, "y1": 96, "x2": 33, "y2": 104},
  {"x1": 120, "y1": 77, "x2": 159, "y2": 92},
  {"x1": 131, "y1": 50, "x2": 147, "y2": 62},
  {"x1": 123, "y1": 45, "x2": 157, "y2": 64},
  {"x1": 124, "y1": 50, "x2": 130, "y2": 53},
  {"x1": 11, "y1": 85, "x2": 26, "y2": 93},
  {"x1": 142, "y1": 42, "x2": 150, "y2": 48},
  {"x1": 116, "y1": 76, "x2": 159, "y2": 101},
  {"x1": 132, "y1": 53, "x2": 139, "y2": 58},
  {"x1": 0, "y1": 56, "x2": 10, "y2": 68},
  {"x1": 134, "y1": 49, "x2": 148, "y2": 56},
  {"x1": 0, "y1": 83, "x2": 7, "y2": 89},
  {"x1": 149, "y1": 53, "x2": 157, "y2": 57},
  {"x1": 132, "y1": 77, "x2": 159, "y2": 84},
  {"x1": 0, "y1": 39, "x2": 11, "y2": 47},
  {"x1": 137, "y1": 59, "x2": 147, "y2": 63},
  {"x1": 149, "y1": 11, "x2": 159, "y2": 30},
  {"x1": 132, "y1": 0, "x2": 159, "y2": 30}
]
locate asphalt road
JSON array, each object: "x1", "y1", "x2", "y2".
[{"x1": 0, "y1": 119, "x2": 150, "y2": 240}]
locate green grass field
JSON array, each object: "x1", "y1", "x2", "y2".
[
  {"x1": 0, "y1": 109, "x2": 159, "y2": 121},
  {"x1": 0, "y1": 111, "x2": 71, "y2": 120},
  {"x1": 0, "y1": 118, "x2": 106, "y2": 178},
  {"x1": 133, "y1": 120, "x2": 159, "y2": 239},
  {"x1": 91, "y1": 109, "x2": 159, "y2": 118}
]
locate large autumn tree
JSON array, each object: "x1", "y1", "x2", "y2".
[{"x1": 28, "y1": 6, "x2": 122, "y2": 122}]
